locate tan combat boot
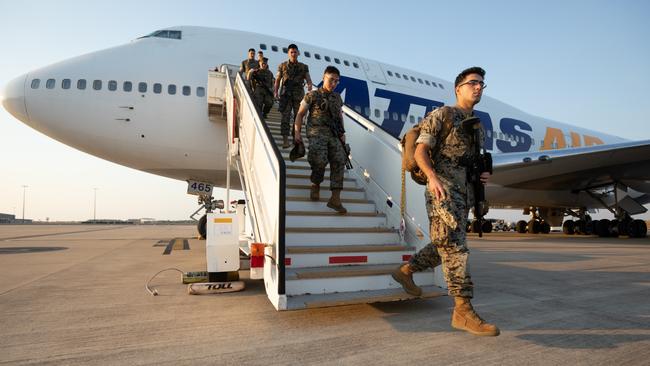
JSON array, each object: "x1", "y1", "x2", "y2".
[
  {"x1": 282, "y1": 135, "x2": 290, "y2": 148},
  {"x1": 451, "y1": 297, "x2": 500, "y2": 336},
  {"x1": 326, "y1": 189, "x2": 347, "y2": 214},
  {"x1": 310, "y1": 184, "x2": 320, "y2": 201},
  {"x1": 391, "y1": 263, "x2": 422, "y2": 296}
]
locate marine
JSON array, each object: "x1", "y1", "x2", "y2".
[
  {"x1": 274, "y1": 44, "x2": 313, "y2": 148},
  {"x1": 293, "y1": 66, "x2": 348, "y2": 214},
  {"x1": 239, "y1": 48, "x2": 259, "y2": 76},
  {"x1": 248, "y1": 57, "x2": 274, "y2": 118},
  {"x1": 392, "y1": 67, "x2": 500, "y2": 336}
]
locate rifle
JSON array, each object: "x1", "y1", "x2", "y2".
[
  {"x1": 461, "y1": 116, "x2": 492, "y2": 237},
  {"x1": 250, "y1": 70, "x2": 273, "y2": 97}
]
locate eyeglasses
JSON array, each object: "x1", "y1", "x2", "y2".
[{"x1": 458, "y1": 79, "x2": 487, "y2": 90}]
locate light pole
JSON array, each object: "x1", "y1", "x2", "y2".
[
  {"x1": 93, "y1": 188, "x2": 98, "y2": 221},
  {"x1": 21, "y1": 185, "x2": 28, "y2": 223}
]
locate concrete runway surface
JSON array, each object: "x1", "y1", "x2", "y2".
[{"x1": 0, "y1": 225, "x2": 648, "y2": 365}]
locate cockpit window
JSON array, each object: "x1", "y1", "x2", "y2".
[{"x1": 141, "y1": 30, "x2": 182, "y2": 40}]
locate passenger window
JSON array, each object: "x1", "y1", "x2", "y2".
[
  {"x1": 364, "y1": 106, "x2": 370, "y2": 116},
  {"x1": 271, "y1": 45, "x2": 278, "y2": 52},
  {"x1": 138, "y1": 82, "x2": 147, "y2": 93},
  {"x1": 395, "y1": 73, "x2": 401, "y2": 79},
  {"x1": 315, "y1": 54, "x2": 321, "y2": 60},
  {"x1": 387, "y1": 71, "x2": 393, "y2": 76},
  {"x1": 334, "y1": 58, "x2": 340, "y2": 64},
  {"x1": 153, "y1": 83, "x2": 162, "y2": 94},
  {"x1": 123, "y1": 81, "x2": 132, "y2": 92},
  {"x1": 354, "y1": 105, "x2": 361, "y2": 113},
  {"x1": 410, "y1": 76, "x2": 416, "y2": 82},
  {"x1": 182, "y1": 86, "x2": 191, "y2": 96},
  {"x1": 418, "y1": 78, "x2": 423, "y2": 84},
  {"x1": 324, "y1": 56, "x2": 331, "y2": 62},
  {"x1": 374, "y1": 109, "x2": 381, "y2": 118},
  {"x1": 400, "y1": 114, "x2": 406, "y2": 122},
  {"x1": 486, "y1": 130, "x2": 492, "y2": 138},
  {"x1": 353, "y1": 62, "x2": 359, "y2": 68},
  {"x1": 168, "y1": 84, "x2": 176, "y2": 95},
  {"x1": 196, "y1": 87, "x2": 205, "y2": 97},
  {"x1": 409, "y1": 115, "x2": 415, "y2": 124},
  {"x1": 439, "y1": 84, "x2": 444, "y2": 89},
  {"x1": 77, "y1": 79, "x2": 87, "y2": 90},
  {"x1": 108, "y1": 80, "x2": 117, "y2": 91},
  {"x1": 304, "y1": 51, "x2": 311, "y2": 58},
  {"x1": 62, "y1": 79, "x2": 71, "y2": 89},
  {"x1": 260, "y1": 44, "x2": 267, "y2": 50},
  {"x1": 46, "y1": 79, "x2": 55, "y2": 89},
  {"x1": 344, "y1": 60, "x2": 350, "y2": 66},
  {"x1": 282, "y1": 47, "x2": 288, "y2": 54},
  {"x1": 431, "y1": 82, "x2": 437, "y2": 88},
  {"x1": 30, "y1": 79, "x2": 40, "y2": 89},
  {"x1": 384, "y1": 110, "x2": 389, "y2": 119},
  {"x1": 425, "y1": 80, "x2": 430, "y2": 86},
  {"x1": 93, "y1": 80, "x2": 102, "y2": 90},
  {"x1": 392, "y1": 112, "x2": 398, "y2": 121},
  {"x1": 418, "y1": 116, "x2": 423, "y2": 123},
  {"x1": 403, "y1": 74, "x2": 409, "y2": 80}
]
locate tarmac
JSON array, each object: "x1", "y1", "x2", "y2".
[{"x1": 0, "y1": 224, "x2": 648, "y2": 365}]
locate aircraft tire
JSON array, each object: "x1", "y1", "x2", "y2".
[
  {"x1": 633, "y1": 219, "x2": 647, "y2": 238},
  {"x1": 527, "y1": 219, "x2": 541, "y2": 234},
  {"x1": 540, "y1": 221, "x2": 551, "y2": 234},
  {"x1": 198, "y1": 214, "x2": 207, "y2": 240},
  {"x1": 584, "y1": 220, "x2": 595, "y2": 235},
  {"x1": 596, "y1": 219, "x2": 610, "y2": 237},
  {"x1": 516, "y1": 220, "x2": 527, "y2": 233},
  {"x1": 574, "y1": 219, "x2": 585, "y2": 235},
  {"x1": 482, "y1": 220, "x2": 493, "y2": 233},
  {"x1": 562, "y1": 220, "x2": 575, "y2": 235}
]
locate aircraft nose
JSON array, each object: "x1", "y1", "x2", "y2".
[{"x1": 2, "y1": 74, "x2": 29, "y2": 123}]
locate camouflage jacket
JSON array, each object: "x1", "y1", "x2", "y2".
[
  {"x1": 240, "y1": 58, "x2": 258, "y2": 74},
  {"x1": 303, "y1": 88, "x2": 344, "y2": 136},
  {"x1": 277, "y1": 60, "x2": 309, "y2": 91},
  {"x1": 415, "y1": 106, "x2": 485, "y2": 192},
  {"x1": 251, "y1": 69, "x2": 274, "y2": 94}
]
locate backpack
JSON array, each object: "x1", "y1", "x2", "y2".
[{"x1": 401, "y1": 106, "x2": 455, "y2": 185}]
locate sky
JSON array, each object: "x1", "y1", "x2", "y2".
[{"x1": 0, "y1": 0, "x2": 649, "y2": 222}]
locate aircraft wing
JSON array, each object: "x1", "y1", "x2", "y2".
[{"x1": 491, "y1": 139, "x2": 650, "y2": 193}]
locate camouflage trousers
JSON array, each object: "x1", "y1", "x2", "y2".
[
  {"x1": 279, "y1": 90, "x2": 304, "y2": 136},
  {"x1": 307, "y1": 131, "x2": 346, "y2": 190},
  {"x1": 253, "y1": 89, "x2": 273, "y2": 116},
  {"x1": 409, "y1": 188, "x2": 474, "y2": 298}
]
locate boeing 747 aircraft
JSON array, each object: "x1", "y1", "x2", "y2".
[{"x1": 3, "y1": 26, "x2": 649, "y2": 238}]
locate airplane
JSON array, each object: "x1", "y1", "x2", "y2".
[{"x1": 3, "y1": 26, "x2": 649, "y2": 238}]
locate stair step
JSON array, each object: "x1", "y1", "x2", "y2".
[
  {"x1": 286, "y1": 214, "x2": 385, "y2": 228},
  {"x1": 287, "y1": 244, "x2": 413, "y2": 254},
  {"x1": 286, "y1": 285, "x2": 445, "y2": 310},
  {"x1": 286, "y1": 199, "x2": 377, "y2": 213},
  {"x1": 286, "y1": 187, "x2": 364, "y2": 200},
  {"x1": 286, "y1": 210, "x2": 376, "y2": 217},
  {"x1": 286, "y1": 227, "x2": 399, "y2": 246},
  {"x1": 287, "y1": 175, "x2": 356, "y2": 188},
  {"x1": 285, "y1": 265, "x2": 436, "y2": 295},
  {"x1": 286, "y1": 245, "x2": 415, "y2": 268}
]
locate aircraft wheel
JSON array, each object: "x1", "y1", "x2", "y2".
[
  {"x1": 562, "y1": 220, "x2": 575, "y2": 235},
  {"x1": 198, "y1": 214, "x2": 207, "y2": 240},
  {"x1": 540, "y1": 221, "x2": 551, "y2": 234},
  {"x1": 574, "y1": 219, "x2": 585, "y2": 235},
  {"x1": 618, "y1": 219, "x2": 630, "y2": 237},
  {"x1": 632, "y1": 219, "x2": 647, "y2": 238},
  {"x1": 482, "y1": 220, "x2": 493, "y2": 233},
  {"x1": 596, "y1": 219, "x2": 610, "y2": 237},
  {"x1": 516, "y1": 220, "x2": 527, "y2": 233},
  {"x1": 608, "y1": 219, "x2": 620, "y2": 237},
  {"x1": 527, "y1": 219, "x2": 541, "y2": 234},
  {"x1": 584, "y1": 219, "x2": 595, "y2": 235}
]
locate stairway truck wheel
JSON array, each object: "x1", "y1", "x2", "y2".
[
  {"x1": 540, "y1": 221, "x2": 551, "y2": 234},
  {"x1": 527, "y1": 219, "x2": 541, "y2": 234},
  {"x1": 481, "y1": 220, "x2": 493, "y2": 233},
  {"x1": 516, "y1": 220, "x2": 527, "y2": 233},
  {"x1": 198, "y1": 214, "x2": 207, "y2": 240},
  {"x1": 562, "y1": 220, "x2": 575, "y2": 235},
  {"x1": 574, "y1": 219, "x2": 585, "y2": 235},
  {"x1": 596, "y1": 219, "x2": 610, "y2": 237}
]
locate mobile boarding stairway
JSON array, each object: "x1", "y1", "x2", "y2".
[{"x1": 207, "y1": 66, "x2": 445, "y2": 310}]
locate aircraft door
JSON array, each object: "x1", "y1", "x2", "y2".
[{"x1": 359, "y1": 58, "x2": 387, "y2": 85}]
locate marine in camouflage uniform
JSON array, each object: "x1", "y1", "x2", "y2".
[
  {"x1": 248, "y1": 57, "x2": 274, "y2": 118},
  {"x1": 392, "y1": 67, "x2": 499, "y2": 336},
  {"x1": 240, "y1": 48, "x2": 258, "y2": 76},
  {"x1": 408, "y1": 105, "x2": 484, "y2": 299},
  {"x1": 274, "y1": 44, "x2": 312, "y2": 147},
  {"x1": 293, "y1": 66, "x2": 347, "y2": 214}
]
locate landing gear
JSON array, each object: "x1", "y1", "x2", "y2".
[
  {"x1": 563, "y1": 214, "x2": 647, "y2": 238},
  {"x1": 519, "y1": 207, "x2": 551, "y2": 234},
  {"x1": 190, "y1": 194, "x2": 225, "y2": 239}
]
